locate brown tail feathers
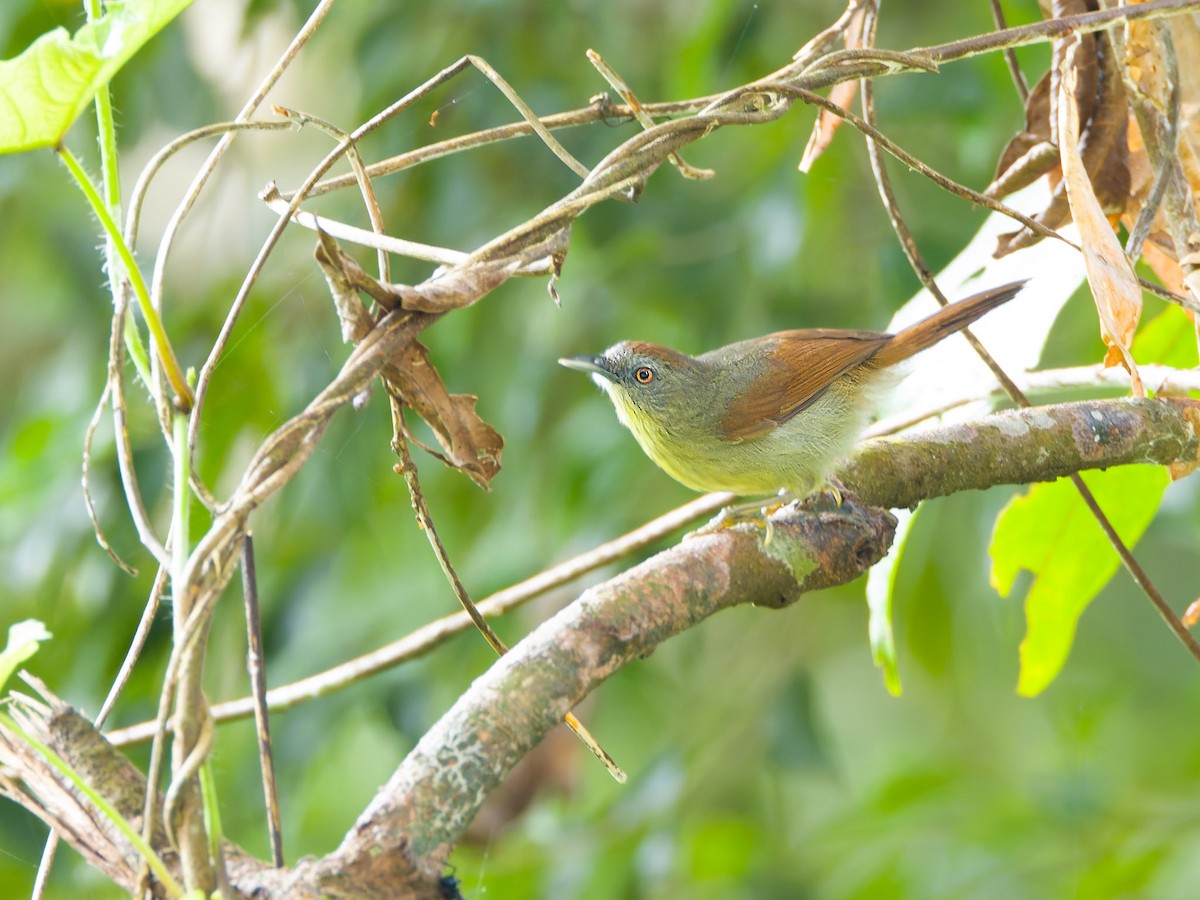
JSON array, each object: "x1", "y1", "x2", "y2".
[{"x1": 873, "y1": 280, "x2": 1028, "y2": 368}]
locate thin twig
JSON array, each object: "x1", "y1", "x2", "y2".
[
  {"x1": 273, "y1": 107, "x2": 391, "y2": 284},
  {"x1": 286, "y1": 97, "x2": 697, "y2": 201},
  {"x1": 778, "y1": 82, "x2": 1200, "y2": 316},
  {"x1": 30, "y1": 834, "x2": 58, "y2": 900},
  {"x1": 1069, "y1": 472, "x2": 1200, "y2": 664},
  {"x1": 97, "y1": 564, "x2": 170, "y2": 726},
  {"x1": 858, "y1": 3, "x2": 1028, "y2": 402},
  {"x1": 389, "y1": 399, "x2": 627, "y2": 782},
  {"x1": 1119, "y1": 21, "x2": 1183, "y2": 262},
  {"x1": 80, "y1": 378, "x2": 137, "y2": 575},
  {"x1": 781, "y1": 82, "x2": 1078, "y2": 247},
  {"x1": 145, "y1": 0, "x2": 337, "y2": 412},
  {"x1": 258, "y1": 185, "x2": 504, "y2": 269},
  {"x1": 989, "y1": 0, "x2": 1030, "y2": 102},
  {"x1": 104, "y1": 267, "x2": 169, "y2": 565},
  {"x1": 586, "y1": 49, "x2": 713, "y2": 180},
  {"x1": 793, "y1": 0, "x2": 871, "y2": 70},
  {"x1": 240, "y1": 535, "x2": 283, "y2": 868},
  {"x1": 103, "y1": 491, "x2": 730, "y2": 747}
]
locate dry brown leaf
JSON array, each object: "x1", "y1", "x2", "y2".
[
  {"x1": 987, "y1": 72, "x2": 1056, "y2": 197},
  {"x1": 1082, "y1": 31, "x2": 1131, "y2": 214},
  {"x1": 1059, "y1": 41, "x2": 1145, "y2": 396},
  {"x1": 393, "y1": 261, "x2": 517, "y2": 313},
  {"x1": 314, "y1": 231, "x2": 378, "y2": 343},
  {"x1": 385, "y1": 341, "x2": 504, "y2": 489},
  {"x1": 993, "y1": 1, "x2": 1134, "y2": 257},
  {"x1": 313, "y1": 233, "x2": 505, "y2": 487},
  {"x1": 1050, "y1": 1, "x2": 1100, "y2": 145}
]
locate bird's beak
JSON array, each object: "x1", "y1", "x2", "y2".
[{"x1": 558, "y1": 355, "x2": 616, "y2": 382}]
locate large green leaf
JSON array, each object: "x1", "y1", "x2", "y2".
[
  {"x1": 0, "y1": 0, "x2": 193, "y2": 154},
  {"x1": 990, "y1": 465, "x2": 1168, "y2": 697}
]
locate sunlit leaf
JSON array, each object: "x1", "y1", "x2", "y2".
[
  {"x1": 0, "y1": 0, "x2": 193, "y2": 154},
  {"x1": 0, "y1": 619, "x2": 51, "y2": 693},
  {"x1": 989, "y1": 466, "x2": 1168, "y2": 697},
  {"x1": 1131, "y1": 305, "x2": 1200, "y2": 370}
]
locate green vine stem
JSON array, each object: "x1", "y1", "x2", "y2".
[{"x1": 55, "y1": 145, "x2": 194, "y2": 412}]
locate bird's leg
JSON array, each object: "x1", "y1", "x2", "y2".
[{"x1": 687, "y1": 490, "x2": 796, "y2": 540}]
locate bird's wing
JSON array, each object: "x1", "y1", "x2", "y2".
[{"x1": 718, "y1": 329, "x2": 889, "y2": 442}]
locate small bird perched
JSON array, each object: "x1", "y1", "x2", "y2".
[{"x1": 559, "y1": 281, "x2": 1026, "y2": 499}]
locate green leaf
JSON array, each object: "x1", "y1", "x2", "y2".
[
  {"x1": 0, "y1": 0, "x2": 194, "y2": 155},
  {"x1": 989, "y1": 466, "x2": 1168, "y2": 697},
  {"x1": 0, "y1": 619, "x2": 51, "y2": 693},
  {"x1": 865, "y1": 507, "x2": 920, "y2": 696},
  {"x1": 1131, "y1": 305, "x2": 1200, "y2": 370}
]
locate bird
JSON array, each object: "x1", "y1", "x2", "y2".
[{"x1": 559, "y1": 281, "x2": 1026, "y2": 499}]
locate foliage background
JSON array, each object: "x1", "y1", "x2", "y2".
[{"x1": 2, "y1": 0, "x2": 1199, "y2": 896}]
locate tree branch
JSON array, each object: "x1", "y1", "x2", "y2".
[
  {"x1": 299, "y1": 499, "x2": 898, "y2": 893},
  {"x1": 8, "y1": 397, "x2": 1199, "y2": 896},
  {"x1": 842, "y1": 397, "x2": 1200, "y2": 509}
]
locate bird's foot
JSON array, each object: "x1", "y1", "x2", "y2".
[
  {"x1": 801, "y1": 476, "x2": 848, "y2": 512},
  {"x1": 687, "y1": 492, "x2": 798, "y2": 543}
]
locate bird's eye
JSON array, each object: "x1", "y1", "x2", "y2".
[{"x1": 634, "y1": 366, "x2": 654, "y2": 384}]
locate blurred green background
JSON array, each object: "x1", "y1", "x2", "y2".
[{"x1": 3, "y1": 1, "x2": 1200, "y2": 897}]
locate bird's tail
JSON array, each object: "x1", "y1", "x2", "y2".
[{"x1": 873, "y1": 280, "x2": 1028, "y2": 367}]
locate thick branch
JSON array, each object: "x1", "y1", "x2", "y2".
[
  {"x1": 301, "y1": 501, "x2": 897, "y2": 893},
  {"x1": 295, "y1": 397, "x2": 1200, "y2": 888},
  {"x1": 9, "y1": 398, "x2": 1199, "y2": 896},
  {"x1": 842, "y1": 397, "x2": 1200, "y2": 509},
  {"x1": 102, "y1": 398, "x2": 1200, "y2": 750}
]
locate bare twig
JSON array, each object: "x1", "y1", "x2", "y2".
[
  {"x1": 272, "y1": 107, "x2": 391, "y2": 284},
  {"x1": 1069, "y1": 470, "x2": 1200, "y2": 658},
  {"x1": 586, "y1": 49, "x2": 713, "y2": 180},
  {"x1": 97, "y1": 564, "x2": 170, "y2": 726},
  {"x1": 858, "y1": 1, "x2": 1028, "y2": 402},
  {"x1": 104, "y1": 283, "x2": 168, "y2": 565},
  {"x1": 103, "y1": 492, "x2": 730, "y2": 747},
  {"x1": 146, "y1": 0, "x2": 337, "y2": 427},
  {"x1": 989, "y1": 0, "x2": 1030, "y2": 102},
  {"x1": 80, "y1": 379, "x2": 137, "y2": 575},
  {"x1": 240, "y1": 535, "x2": 284, "y2": 869},
  {"x1": 259, "y1": 184, "x2": 505, "y2": 269},
  {"x1": 388, "y1": 400, "x2": 626, "y2": 783}
]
